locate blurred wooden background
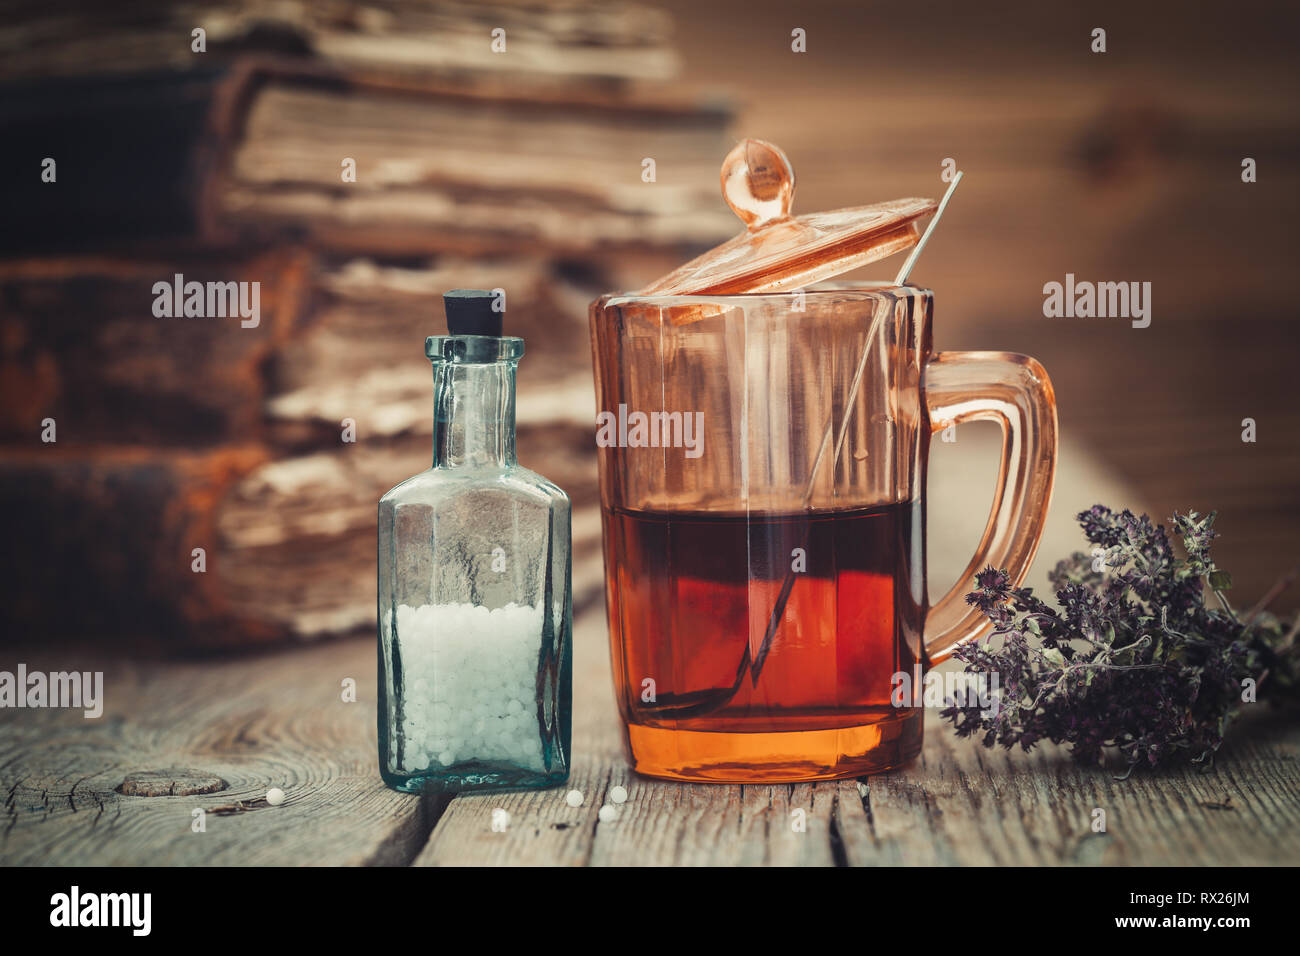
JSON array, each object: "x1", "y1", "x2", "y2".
[
  {"x1": 0, "y1": 0, "x2": 733, "y2": 647},
  {"x1": 0, "y1": 0, "x2": 1296, "y2": 651}
]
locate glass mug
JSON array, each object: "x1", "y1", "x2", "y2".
[{"x1": 589, "y1": 285, "x2": 1057, "y2": 782}]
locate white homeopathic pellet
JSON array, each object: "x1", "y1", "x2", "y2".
[
  {"x1": 266, "y1": 788, "x2": 285, "y2": 806},
  {"x1": 609, "y1": 785, "x2": 628, "y2": 804},
  {"x1": 565, "y1": 789, "x2": 584, "y2": 807},
  {"x1": 598, "y1": 804, "x2": 618, "y2": 823}
]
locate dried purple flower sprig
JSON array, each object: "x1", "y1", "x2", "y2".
[{"x1": 941, "y1": 505, "x2": 1299, "y2": 774}]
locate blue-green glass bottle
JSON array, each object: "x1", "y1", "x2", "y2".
[{"x1": 378, "y1": 291, "x2": 572, "y2": 793}]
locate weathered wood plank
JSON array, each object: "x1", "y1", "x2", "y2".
[
  {"x1": 444, "y1": 699, "x2": 1297, "y2": 868},
  {"x1": 0, "y1": 639, "x2": 435, "y2": 866},
  {"x1": 585, "y1": 777, "x2": 856, "y2": 867},
  {"x1": 4, "y1": 614, "x2": 1297, "y2": 866},
  {"x1": 841, "y1": 706, "x2": 1300, "y2": 867}
]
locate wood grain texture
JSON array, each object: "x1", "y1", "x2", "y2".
[
  {"x1": 0, "y1": 639, "x2": 437, "y2": 866},
  {"x1": 3, "y1": 608, "x2": 1297, "y2": 865},
  {"x1": 412, "y1": 603, "x2": 1300, "y2": 867},
  {"x1": 846, "y1": 706, "x2": 1300, "y2": 867}
]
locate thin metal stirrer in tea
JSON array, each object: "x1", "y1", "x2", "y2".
[{"x1": 747, "y1": 171, "x2": 965, "y2": 684}]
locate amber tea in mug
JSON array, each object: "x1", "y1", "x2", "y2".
[{"x1": 605, "y1": 501, "x2": 924, "y2": 775}]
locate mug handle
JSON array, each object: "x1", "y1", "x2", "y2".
[{"x1": 921, "y1": 351, "x2": 1058, "y2": 665}]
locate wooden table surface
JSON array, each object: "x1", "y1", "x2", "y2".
[{"x1": 4, "y1": 602, "x2": 1298, "y2": 867}]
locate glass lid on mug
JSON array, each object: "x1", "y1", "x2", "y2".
[{"x1": 641, "y1": 139, "x2": 937, "y2": 296}]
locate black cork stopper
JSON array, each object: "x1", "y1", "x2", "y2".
[{"x1": 443, "y1": 289, "x2": 503, "y2": 337}]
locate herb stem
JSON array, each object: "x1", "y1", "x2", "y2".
[{"x1": 1283, "y1": 614, "x2": 1300, "y2": 648}]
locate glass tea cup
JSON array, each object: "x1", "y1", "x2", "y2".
[{"x1": 589, "y1": 284, "x2": 1057, "y2": 781}]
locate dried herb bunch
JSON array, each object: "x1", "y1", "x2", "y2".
[{"x1": 942, "y1": 506, "x2": 1300, "y2": 772}]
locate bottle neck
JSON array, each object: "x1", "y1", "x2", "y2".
[{"x1": 432, "y1": 360, "x2": 518, "y2": 469}]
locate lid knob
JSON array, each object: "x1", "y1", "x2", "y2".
[
  {"x1": 638, "y1": 138, "x2": 937, "y2": 296},
  {"x1": 721, "y1": 139, "x2": 795, "y2": 231}
]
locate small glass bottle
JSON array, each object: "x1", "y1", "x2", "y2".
[{"x1": 378, "y1": 290, "x2": 572, "y2": 793}]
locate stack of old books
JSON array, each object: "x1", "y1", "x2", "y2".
[{"x1": 0, "y1": 0, "x2": 734, "y2": 648}]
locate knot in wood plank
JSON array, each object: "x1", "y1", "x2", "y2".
[{"x1": 116, "y1": 769, "x2": 228, "y2": 797}]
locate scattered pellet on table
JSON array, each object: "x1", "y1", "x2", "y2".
[
  {"x1": 598, "y1": 805, "x2": 618, "y2": 823},
  {"x1": 609, "y1": 785, "x2": 628, "y2": 804},
  {"x1": 266, "y1": 788, "x2": 285, "y2": 806},
  {"x1": 565, "y1": 789, "x2": 584, "y2": 807}
]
